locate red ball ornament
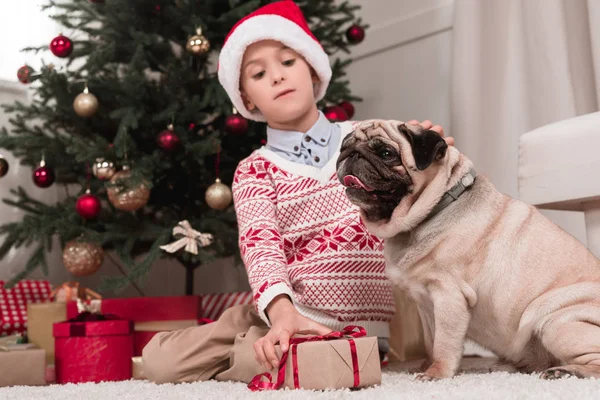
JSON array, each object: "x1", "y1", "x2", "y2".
[
  {"x1": 346, "y1": 25, "x2": 365, "y2": 44},
  {"x1": 338, "y1": 101, "x2": 355, "y2": 119},
  {"x1": 323, "y1": 106, "x2": 349, "y2": 122},
  {"x1": 33, "y1": 164, "x2": 55, "y2": 188},
  {"x1": 17, "y1": 65, "x2": 34, "y2": 84},
  {"x1": 225, "y1": 114, "x2": 249, "y2": 135},
  {"x1": 50, "y1": 34, "x2": 73, "y2": 58},
  {"x1": 76, "y1": 191, "x2": 102, "y2": 219},
  {"x1": 157, "y1": 124, "x2": 180, "y2": 151}
]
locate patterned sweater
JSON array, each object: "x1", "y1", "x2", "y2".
[{"x1": 232, "y1": 121, "x2": 395, "y2": 338}]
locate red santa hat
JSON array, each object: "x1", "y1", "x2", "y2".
[{"x1": 218, "y1": 0, "x2": 332, "y2": 122}]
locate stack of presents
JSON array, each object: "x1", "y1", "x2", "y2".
[
  {"x1": 1, "y1": 280, "x2": 416, "y2": 390},
  {"x1": 0, "y1": 280, "x2": 253, "y2": 386}
]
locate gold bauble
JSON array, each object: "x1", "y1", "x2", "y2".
[
  {"x1": 107, "y1": 169, "x2": 151, "y2": 211},
  {"x1": 186, "y1": 27, "x2": 210, "y2": 56},
  {"x1": 73, "y1": 86, "x2": 99, "y2": 118},
  {"x1": 205, "y1": 178, "x2": 232, "y2": 210},
  {"x1": 62, "y1": 240, "x2": 104, "y2": 277},
  {"x1": 92, "y1": 158, "x2": 116, "y2": 181}
]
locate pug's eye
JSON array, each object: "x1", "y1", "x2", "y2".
[{"x1": 379, "y1": 149, "x2": 394, "y2": 159}]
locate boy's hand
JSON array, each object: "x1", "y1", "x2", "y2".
[
  {"x1": 407, "y1": 119, "x2": 455, "y2": 146},
  {"x1": 255, "y1": 295, "x2": 331, "y2": 370}
]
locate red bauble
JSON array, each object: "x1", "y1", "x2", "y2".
[
  {"x1": 33, "y1": 165, "x2": 55, "y2": 188},
  {"x1": 17, "y1": 65, "x2": 33, "y2": 84},
  {"x1": 76, "y1": 192, "x2": 102, "y2": 219},
  {"x1": 339, "y1": 101, "x2": 355, "y2": 119},
  {"x1": 157, "y1": 125, "x2": 180, "y2": 151},
  {"x1": 346, "y1": 25, "x2": 365, "y2": 44},
  {"x1": 50, "y1": 34, "x2": 73, "y2": 58},
  {"x1": 323, "y1": 106, "x2": 349, "y2": 122},
  {"x1": 225, "y1": 114, "x2": 249, "y2": 135}
]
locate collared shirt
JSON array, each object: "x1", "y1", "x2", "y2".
[{"x1": 265, "y1": 111, "x2": 341, "y2": 168}]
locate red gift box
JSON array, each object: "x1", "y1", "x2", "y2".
[
  {"x1": 0, "y1": 280, "x2": 52, "y2": 336},
  {"x1": 67, "y1": 296, "x2": 202, "y2": 355},
  {"x1": 201, "y1": 291, "x2": 253, "y2": 321},
  {"x1": 53, "y1": 317, "x2": 134, "y2": 383}
]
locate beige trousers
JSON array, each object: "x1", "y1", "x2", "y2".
[
  {"x1": 142, "y1": 296, "x2": 425, "y2": 384},
  {"x1": 142, "y1": 304, "x2": 274, "y2": 384}
]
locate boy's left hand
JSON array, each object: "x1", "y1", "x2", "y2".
[{"x1": 407, "y1": 120, "x2": 454, "y2": 146}]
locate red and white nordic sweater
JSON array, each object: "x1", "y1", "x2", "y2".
[{"x1": 232, "y1": 121, "x2": 395, "y2": 338}]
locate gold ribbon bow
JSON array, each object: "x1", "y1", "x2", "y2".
[{"x1": 159, "y1": 220, "x2": 214, "y2": 255}]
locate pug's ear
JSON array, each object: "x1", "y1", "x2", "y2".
[{"x1": 398, "y1": 124, "x2": 448, "y2": 170}]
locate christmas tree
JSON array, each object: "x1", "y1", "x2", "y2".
[{"x1": 0, "y1": 0, "x2": 366, "y2": 294}]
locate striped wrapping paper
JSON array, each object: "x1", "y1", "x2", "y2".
[{"x1": 200, "y1": 292, "x2": 253, "y2": 321}]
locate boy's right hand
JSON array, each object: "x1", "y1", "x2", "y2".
[{"x1": 254, "y1": 294, "x2": 331, "y2": 370}]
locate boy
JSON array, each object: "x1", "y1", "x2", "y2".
[{"x1": 143, "y1": 0, "x2": 452, "y2": 384}]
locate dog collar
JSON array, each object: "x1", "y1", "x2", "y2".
[{"x1": 427, "y1": 168, "x2": 477, "y2": 220}]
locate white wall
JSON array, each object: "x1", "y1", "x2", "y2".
[{"x1": 346, "y1": 0, "x2": 454, "y2": 132}]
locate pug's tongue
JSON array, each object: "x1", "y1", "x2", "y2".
[{"x1": 344, "y1": 175, "x2": 375, "y2": 192}]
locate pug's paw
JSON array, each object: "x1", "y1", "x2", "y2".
[
  {"x1": 540, "y1": 367, "x2": 583, "y2": 380},
  {"x1": 414, "y1": 362, "x2": 454, "y2": 381}
]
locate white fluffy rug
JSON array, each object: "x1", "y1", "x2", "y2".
[{"x1": 2, "y1": 358, "x2": 599, "y2": 400}]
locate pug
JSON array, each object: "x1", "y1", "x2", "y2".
[{"x1": 336, "y1": 120, "x2": 600, "y2": 380}]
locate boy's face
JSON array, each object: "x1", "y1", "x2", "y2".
[{"x1": 240, "y1": 40, "x2": 319, "y2": 124}]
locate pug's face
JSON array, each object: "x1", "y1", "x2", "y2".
[{"x1": 336, "y1": 122, "x2": 448, "y2": 222}]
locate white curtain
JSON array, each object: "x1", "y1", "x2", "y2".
[{"x1": 450, "y1": 0, "x2": 600, "y2": 198}]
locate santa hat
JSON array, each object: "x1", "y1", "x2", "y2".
[{"x1": 218, "y1": 0, "x2": 332, "y2": 122}]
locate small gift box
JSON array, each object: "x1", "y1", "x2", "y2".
[
  {"x1": 0, "y1": 280, "x2": 52, "y2": 336},
  {"x1": 0, "y1": 336, "x2": 46, "y2": 387},
  {"x1": 53, "y1": 309, "x2": 134, "y2": 384},
  {"x1": 28, "y1": 282, "x2": 101, "y2": 364},
  {"x1": 201, "y1": 291, "x2": 253, "y2": 320},
  {"x1": 67, "y1": 296, "x2": 202, "y2": 356},
  {"x1": 248, "y1": 326, "x2": 381, "y2": 391}
]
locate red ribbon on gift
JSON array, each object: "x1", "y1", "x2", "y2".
[{"x1": 248, "y1": 325, "x2": 366, "y2": 391}]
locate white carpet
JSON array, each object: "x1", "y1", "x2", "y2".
[{"x1": 1, "y1": 358, "x2": 599, "y2": 400}]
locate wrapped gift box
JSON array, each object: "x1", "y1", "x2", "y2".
[
  {"x1": 67, "y1": 296, "x2": 202, "y2": 356},
  {"x1": 27, "y1": 302, "x2": 67, "y2": 364},
  {"x1": 201, "y1": 291, "x2": 253, "y2": 321},
  {"x1": 0, "y1": 280, "x2": 52, "y2": 336},
  {"x1": 0, "y1": 341, "x2": 46, "y2": 387},
  {"x1": 248, "y1": 327, "x2": 381, "y2": 391},
  {"x1": 53, "y1": 315, "x2": 134, "y2": 383}
]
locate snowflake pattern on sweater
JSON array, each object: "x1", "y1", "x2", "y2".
[{"x1": 232, "y1": 121, "x2": 395, "y2": 337}]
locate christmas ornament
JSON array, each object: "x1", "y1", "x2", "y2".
[
  {"x1": 323, "y1": 105, "x2": 348, "y2": 122},
  {"x1": 157, "y1": 124, "x2": 180, "y2": 151},
  {"x1": 225, "y1": 112, "x2": 248, "y2": 135},
  {"x1": 17, "y1": 65, "x2": 33, "y2": 84},
  {"x1": 76, "y1": 190, "x2": 102, "y2": 219},
  {"x1": 346, "y1": 24, "x2": 365, "y2": 44},
  {"x1": 62, "y1": 240, "x2": 104, "y2": 277},
  {"x1": 73, "y1": 84, "x2": 99, "y2": 118},
  {"x1": 160, "y1": 220, "x2": 214, "y2": 255},
  {"x1": 205, "y1": 178, "x2": 232, "y2": 210},
  {"x1": 0, "y1": 156, "x2": 9, "y2": 178},
  {"x1": 186, "y1": 27, "x2": 210, "y2": 56},
  {"x1": 50, "y1": 34, "x2": 73, "y2": 58},
  {"x1": 33, "y1": 158, "x2": 55, "y2": 188},
  {"x1": 92, "y1": 158, "x2": 116, "y2": 180},
  {"x1": 89, "y1": 0, "x2": 104, "y2": 3},
  {"x1": 107, "y1": 167, "x2": 151, "y2": 211},
  {"x1": 339, "y1": 101, "x2": 355, "y2": 119}
]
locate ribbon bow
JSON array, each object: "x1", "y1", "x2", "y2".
[
  {"x1": 248, "y1": 325, "x2": 366, "y2": 391},
  {"x1": 159, "y1": 220, "x2": 214, "y2": 255}
]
